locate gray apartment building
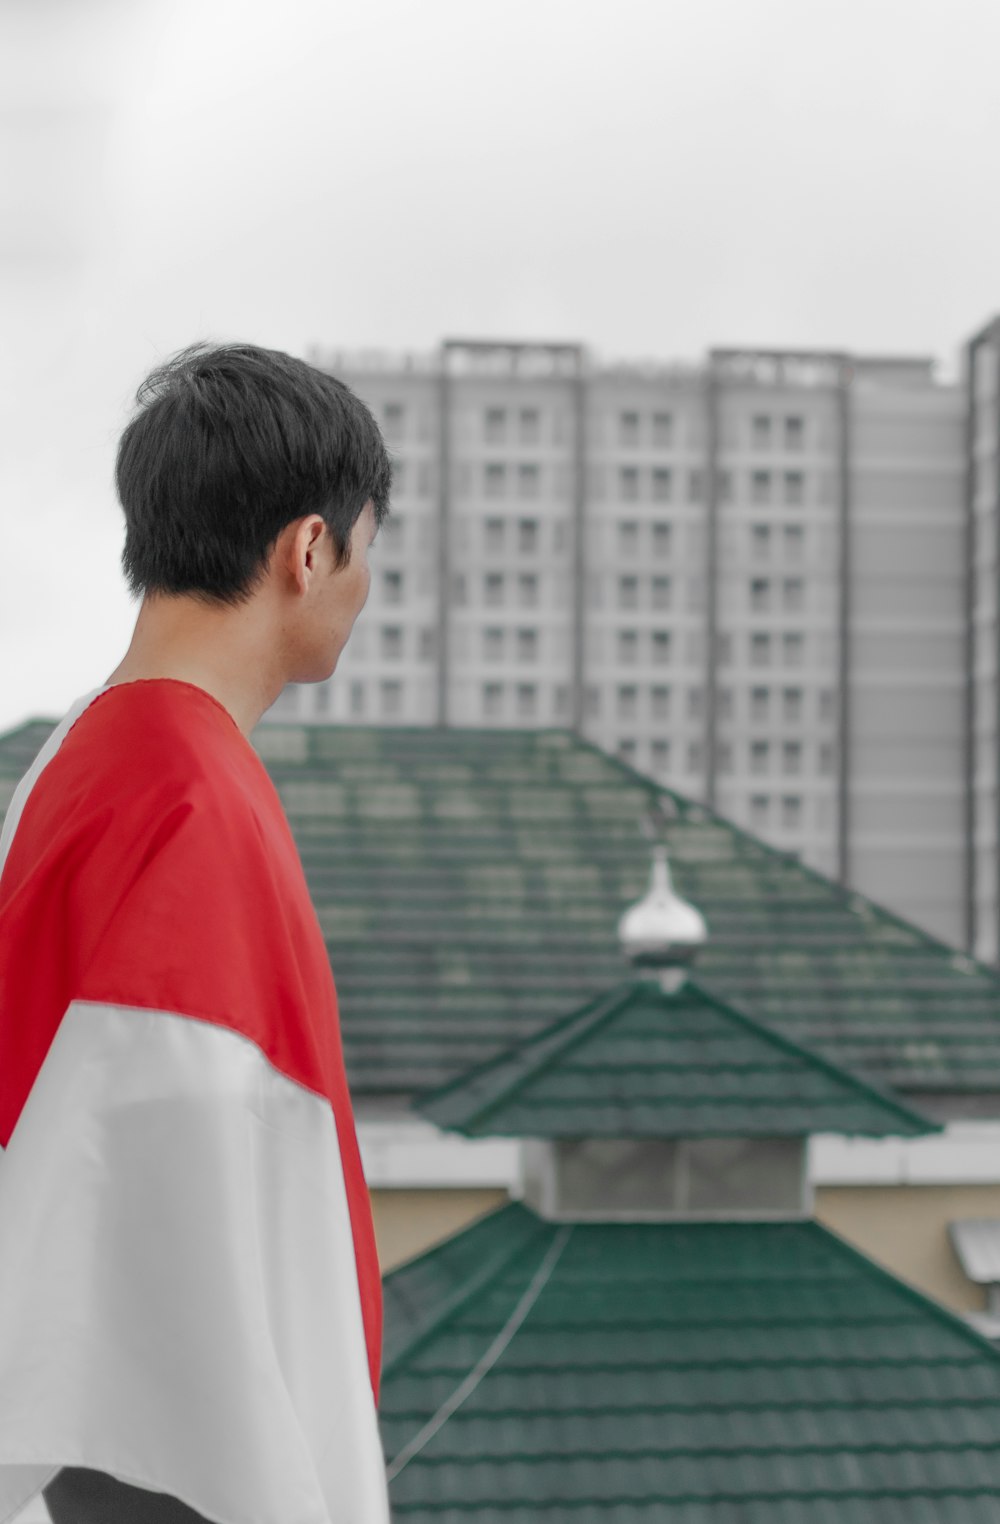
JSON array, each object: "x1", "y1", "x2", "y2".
[{"x1": 266, "y1": 328, "x2": 996, "y2": 960}]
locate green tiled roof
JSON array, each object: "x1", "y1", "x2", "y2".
[
  {"x1": 380, "y1": 1202, "x2": 1000, "y2": 1521},
  {"x1": 3, "y1": 718, "x2": 1000, "y2": 1097},
  {"x1": 415, "y1": 977, "x2": 938, "y2": 1139}
]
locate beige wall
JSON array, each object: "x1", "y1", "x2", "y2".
[
  {"x1": 371, "y1": 1188, "x2": 510, "y2": 1273},
  {"x1": 815, "y1": 1184, "x2": 1000, "y2": 1313},
  {"x1": 372, "y1": 1184, "x2": 994, "y2": 1314}
]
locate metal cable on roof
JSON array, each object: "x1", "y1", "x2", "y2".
[{"x1": 385, "y1": 1224, "x2": 574, "y2": 1482}]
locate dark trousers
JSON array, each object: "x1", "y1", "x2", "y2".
[{"x1": 42, "y1": 1468, "x2": 214, "y2": 1524}]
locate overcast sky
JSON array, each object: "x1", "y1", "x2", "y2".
[{"x1": 1, "y1": 0, "x2": 998, "y2": 733}]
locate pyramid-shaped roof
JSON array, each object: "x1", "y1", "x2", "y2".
[
  {"x1": 380, "y1": 1202, "x2": 1000, "y2": 1522},
  {"x1": 416, "y1": 977, "x2": 938, "y2": 1138},
  {"x1": 3, "y1": 719, "x2": 1000, "y2": 1102}
]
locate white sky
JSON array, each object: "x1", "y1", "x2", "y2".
[{"x1": 1, "y1": 0, "x2": 998, "y2": 733}]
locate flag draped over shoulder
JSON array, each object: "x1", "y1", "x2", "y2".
[{"x1": 0, "y1": 680, "x2": 388, "y2": 1524}]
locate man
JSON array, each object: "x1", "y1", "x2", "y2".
[{"x1": 0, "y1": 344, "x2": 393, "y2": 1524}]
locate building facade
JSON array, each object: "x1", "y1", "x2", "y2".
[
  {"x1": 269, "y1": 335, "x2": 972, "y2": 951},
  {"x1": 969, "y1": 318, "x2": 1000, "y2": 961}
]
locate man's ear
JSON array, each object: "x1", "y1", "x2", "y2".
[{"x1": 279, "y1": 516, "x2": 327, "y2": 595}]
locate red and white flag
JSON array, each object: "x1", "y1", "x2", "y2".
[{"x1": 0, "y1": 680, "x2": 388, "y2": 1524}]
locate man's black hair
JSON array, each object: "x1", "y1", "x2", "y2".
[{"x1": 116, "y1": 342, "x2": 392, "y2": 607}]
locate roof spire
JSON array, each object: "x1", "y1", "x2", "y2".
[{"x1": 617, "y1": 802, "x2": 708, "y2": 991}]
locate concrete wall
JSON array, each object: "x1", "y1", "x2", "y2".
[{"x1": 371, "y1": 1186, "x2": 510, "y2": 1273}]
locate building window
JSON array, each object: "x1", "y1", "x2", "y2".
[
  {"x1": 688, "y1": 687, "x2": 704, "y2": 719},
  {"x1": 751, "y1": 470, "x2": 772, "y2": 504},
  {"x1": 381, "y1": 625, "x2": 403, "y2": 660},
  {"x1": 618, "y1": 738, "x2": 637, "y2": 763},
  {"x1": 750, "y1": 578, "x2": 770, "y2": 612},
  {"x1": 751, "y1": 523, "x2": 771, "y2": 560},
  {"x1": 751, "y1": 415, "x2": 771, "y2": 449},
  {"x1": 619, "y1": 467, "x2": 640, "y2": 501},
  {"x1": 619, "y1": 521, "x2": 639, "y2": 556},
  {"x1": 750, "y1": 793, "x2": 770, "y2": 827},
  {"x1": 553, "y1": 684, "x2": 569, "y2": 716},
  {"x1": 618, "y1": 575, "x2": 639, "y2": 610},
  {"x1": 383, "y1": 513, "x2": 404, "y2": 547},
  {"x1": 783, "y1": 577, "x2": 804, "y2": 611},
  {"x1": 689, "y1": 470, "x2": 703, "y2": 503},
  {"x1": 652, "y1": 411, "x2": 673, "y2": 448},
  {"x1": 652, "y1": 575, "x2": 671, "y2": 610},
  {"x1": 483, "y1": 627, "x2": 504, "y2": 661},
  {"x1": 751, "y1": 686, "x2": 769, "y2": 722},
  {"x1": 784, "y1": 416, "x2": 804, "y2": 451},
  {"x1": 380, "y1": 680, "x2": 402, "y2": 717},
  {"x1": 652, "y1": 521, "x2": 672, "y2": 558},
  {"x1": 687, "y1": 742, "x2": 703, "y2": 774},
  {"x1": 417, "y1": 462, "x2": 433, "y2": 497},
  {"x1": 383, "y1": 569, "x2": 404, "y2": 604},
  {"x1": 350, "y1": 680, "x2": 365, "y2": 716},
  {"x1": 783, "y1": 632, "x2": 804, "y2": 667},
  {"x1": 519, "y1": 408, "x2": 541, "y2": 444},
  {"x1": 781, "y1": 795, "x2": 802, "y2": 828},
  {"x1": 383, "y1": 402, "x2": 404, "y2": 441},
  {"x1": 718, "y1": 470, "x2": 733, "y2": 502},
  {"x1": 750, "y1": 633, "x2": 771, "y2": 668},
  {"x1": 782, "y1": 741, "x2": 803, "y2": 775},
  {"x1": 485, "y1": 572, "x2": 504, "y2": 606},
  {"x1": 482, "y1": 682, "x2": 503, "y2": 717},
  {"x1": 651, "y1": 739, "x2": 670, "y2": 772},
  {"x1": 484, "y1": 462, "x2": 506, "y2": 497},
  {"x1": 783, "y1": 524, "x2": 804, "y2": 560},
  {"x1": 718, "y1": 687, "x2": 733, "y2": 719},
  {"x1": 652, "y1": 468, "x2": 672, "y2": 502},
  {"x1": 587, "y1": 685, "x2": 601, "y2": 717},
  {"x1": 517, "y1": 573, "x2": 538, "y2": 607},
  {"x1": 750, "y1": 741, "x2": 770, "y2": 776},
  {"x1": 784, "y1": 471, "x2": 805, "y2": 506},
  {"x1": 651, "y1": 630, "x2": 671, "y2": 665},
  {"x1": 451, "y1": 573, "x2": 467, "y2": 605},
  {"x1": 391, "y1": 459, "x2": 406, "y2": 497},
  {"x1": 717, "y1": 742, "x2": 733, "y2": 775},
  {"x1": 819, "y1": 689, "x2": 835, "y2": 722},
  {"x1": 619, "y1": 410, "x2": 640, "y2": 447},
  {"x1": 717, "y1": 631, "x2": 733, "y2": 666},
  {"x1": 651, "y1": 684, "x2": 670, "y2": 720},
  {"x1": 518, "y1": 518, "x2": 539, "y2": 553},
  {"x1": 485, "y1": 518, "x2": 504, "y2": 553},
  {"x1": 617, "y1": 684, "x2": 638, "y2": 720},
  {"x1": 782, "y1": 686, "x2": 803, "y2": 722},
  {"x1": 618, "y1": 630, "x2": 639, "y2": 665},
  {"x1": 484, "y1": 407, "x2": 506, "y2": 443},
  {"x1": 516, "y1": 683, "x2": 537, "y2": 718},
  {"x1": 819, "y1": 741, "x2": 835, "y2": 775},
  {"x1": 419, "y1": 628, "x2": 436, "y2": 661},
  {"x1": 518, "y1": 463, "x2": 540, "y2": 499},
  {"x1": 517, "y1": 627, "x2": 538, "y2": 662}
]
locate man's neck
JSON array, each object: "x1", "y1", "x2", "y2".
[{"x1": 105, "y1": 595, "x2": 287, "y2": 738}]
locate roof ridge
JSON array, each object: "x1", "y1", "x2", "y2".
[
  {"x1": 809, "y1": 1219, "x2": 1000, "y2": 1363},
  {"x1": 418, "y1": 973, "x2": 939, "y2": 1139},
  {"x1": 381, "y1": 1207, "x2": 552, "y2": 1383},
  {"x1": 685, "y1": 975, "x2": 940, "y2": 1135},
  {"x1": 411, "y1": 985, "x2": 628, "y2": 1127}
]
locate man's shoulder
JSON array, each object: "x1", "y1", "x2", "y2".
[{"x1": 3, "y1": 683, "x2": 282, "y2": 885}]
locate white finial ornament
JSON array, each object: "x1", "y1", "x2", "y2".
[{"x1": 617, "y1": 842, "x2": 708, "y2": 990}]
